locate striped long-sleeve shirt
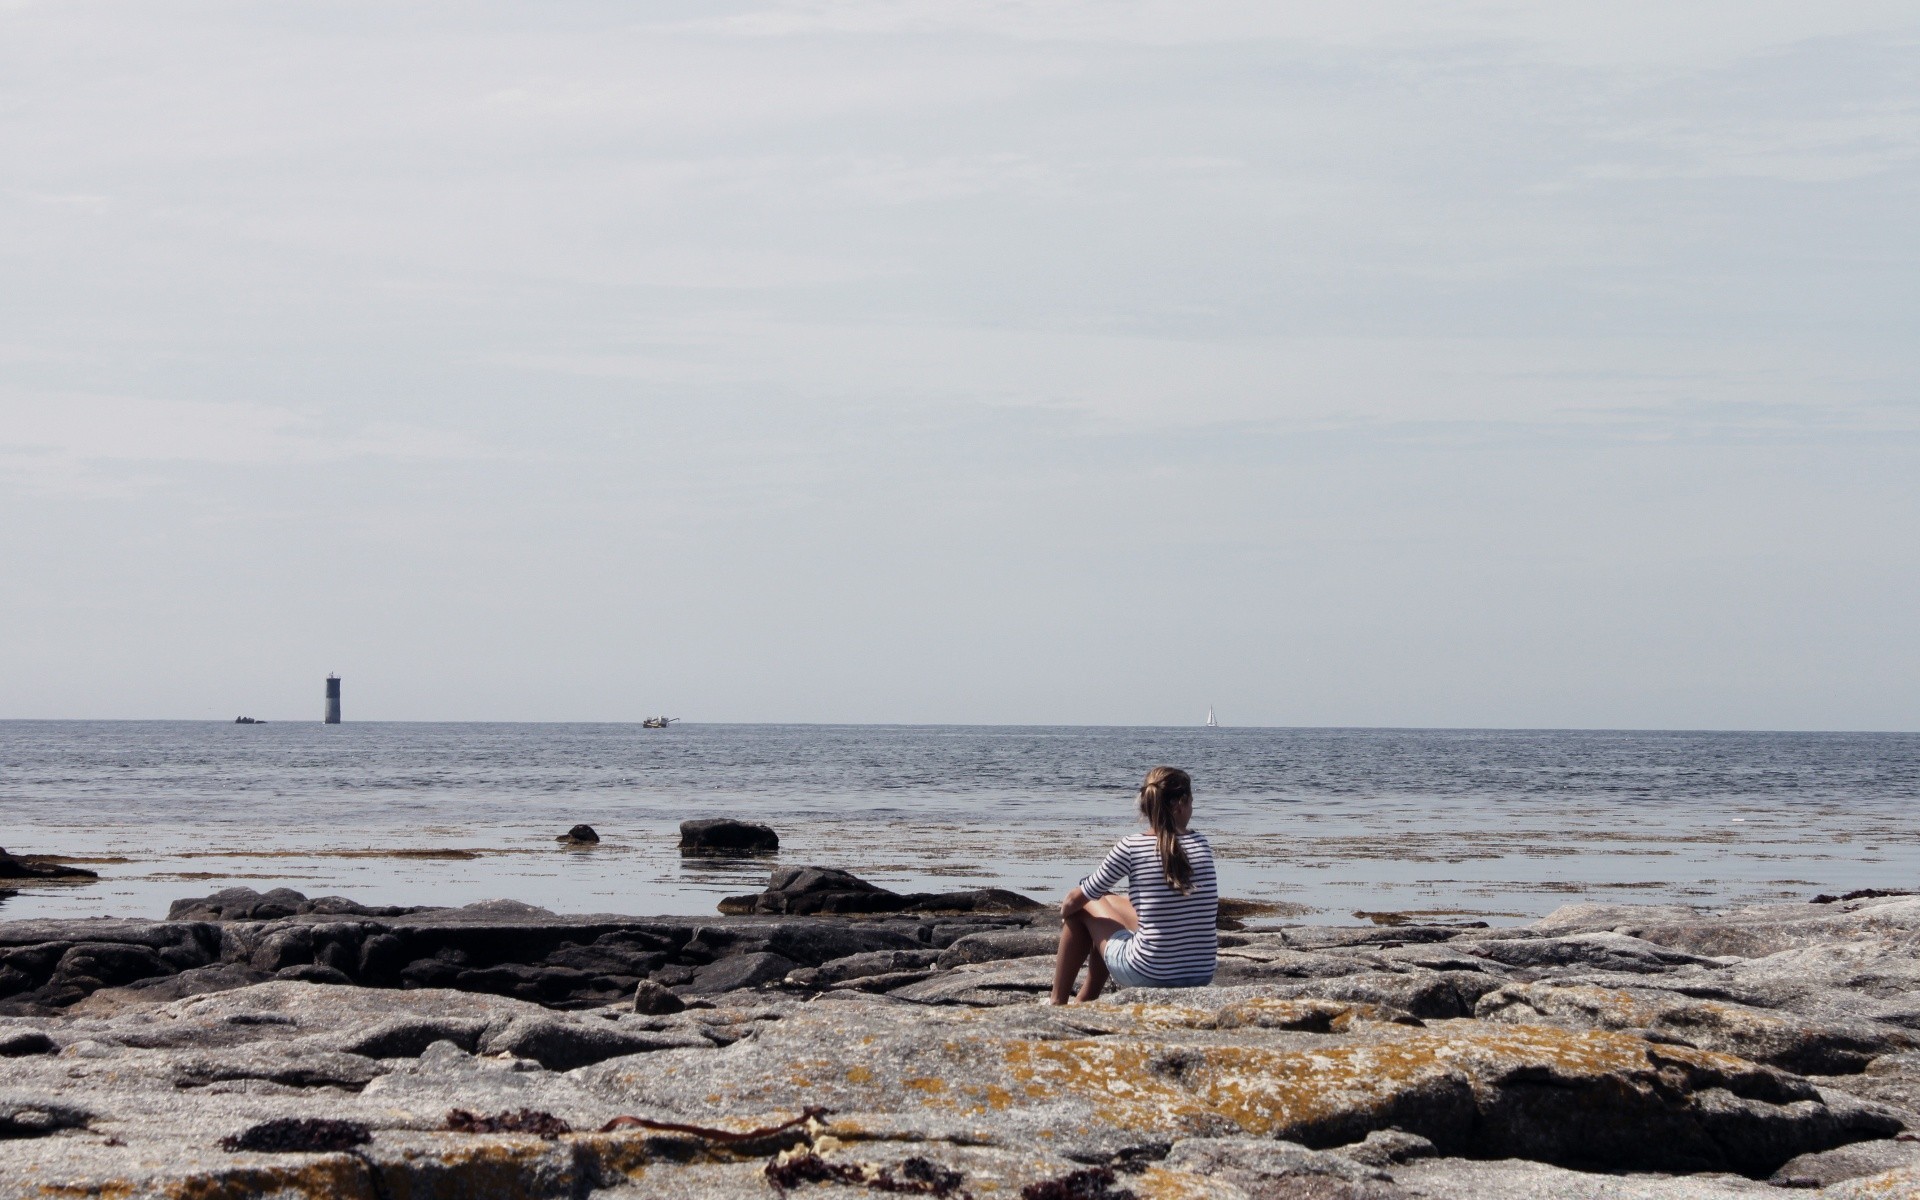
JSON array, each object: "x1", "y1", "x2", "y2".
[{"x1": 1080, "y1": 831, "x2": 1218, "y2": 985}]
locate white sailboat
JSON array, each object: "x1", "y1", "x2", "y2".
[{"x1": 1205, "y1": 706, "x2": 1218, "y2": 728}]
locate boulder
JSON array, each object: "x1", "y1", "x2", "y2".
[
  {"x1": 679, "y1": 819, "x2": 779, "y2": 856},
  {"x1": 632, "y1": 979, "x2": 686, "y2": 1015}
]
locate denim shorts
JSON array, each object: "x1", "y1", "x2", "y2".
[{"x1": 1101, "y1": 930, "x2": 1212, "y2": 990}]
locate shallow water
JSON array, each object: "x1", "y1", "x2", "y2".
[{"x1": 3, "y1": 721, "x2": 1916, "y2": 925}]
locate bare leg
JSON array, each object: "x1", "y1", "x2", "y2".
[
  {"x1": 1050, "y1": 917, "x2": 1091, "y2": 1005},
  {"x1": 1050, "y1": 896, "x2": 1140, "y2": 1005}
]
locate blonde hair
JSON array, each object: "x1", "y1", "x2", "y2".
[{"x1": 1138, "y1": 766, "x2": 1195, "y2": 893}]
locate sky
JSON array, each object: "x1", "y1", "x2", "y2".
[{"x1": 1, "y1": 1, "x2": 1916, "y2": 728}]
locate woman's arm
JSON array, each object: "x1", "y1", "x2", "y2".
[{"x1": 1060, "y1": 885, "x2": 1089, "y2": 919}]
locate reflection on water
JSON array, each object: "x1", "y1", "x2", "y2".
[{"x1": 1, "y1": 721, "x2": 1915, "y2": 924}]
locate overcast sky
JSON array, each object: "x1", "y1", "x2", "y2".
[{"x1": 2, "y1": 1, "x2": 1916, "y2": 728}]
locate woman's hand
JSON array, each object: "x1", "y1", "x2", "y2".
[{"x1": 1060, "y1": 886, "x2": 1088, "y2": 919}]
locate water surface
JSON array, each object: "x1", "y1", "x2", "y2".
[{"x1": 2, "y1": 722, "x2": 1914, "y2": 925}]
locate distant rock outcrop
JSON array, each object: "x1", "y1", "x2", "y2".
[{"x1": 0, "y1": 848, "x2": 98, "y2": 882}]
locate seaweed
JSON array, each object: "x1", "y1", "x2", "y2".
[
  {"x1": 765, "y1": 1151, "x2": 967, "y2": 1196},
  {"x1": 1019, "y1": 1166, "x2": 1136, "y2": 1200},
  {"x1": 446, "y1": 1108, "x2": 573, "y2": 1139},
  {"x1": 220, "y1": 1117, "x2": 372, "y2": 1153}
]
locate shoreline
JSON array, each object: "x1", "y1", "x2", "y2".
[{"x1": 6, "y1": 879, "x2": 1920, "y2": 1196}]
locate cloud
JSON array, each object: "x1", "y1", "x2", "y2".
[{"x1": 0, "y1": 395, "x2": 490, "y2": 496}]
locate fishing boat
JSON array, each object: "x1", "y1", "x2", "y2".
[
  {"x1": 642, "y1": 716, "x2": 679, "y2": 729},
  {"x1": 1205, "y1": 706, "x2": 1218, "y2": 728}
]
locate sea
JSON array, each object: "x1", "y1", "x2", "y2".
[{"x1": 3, "y1": 722, "x2": 1916, "y2": 927}]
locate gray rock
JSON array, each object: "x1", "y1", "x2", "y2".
[
  {"x1": 1335, "y1": 1129, "x2": 1438, "y2": 1167},
  {"x1": 0, "y1": 1029, "x2": 55, "y2": 1056},
  {"x1": 938, "y1": 929, "x2": 1061, "y2": 968},
  {"x1": 54, "y1": 942, "x2": 170, "y2": 988},
  {"x1": 73, "y1": 963, "x2": 272, "y2": 1012},
  {"x1": 889, "y1": 958, "x2": 1055, "y2": 1005},
  {"x1": 173, "y1": 1045, "x2": 387, "y2": 1090},
  {"x1": 1393, "y1": 1157, "x2": 1774, "y2": 1198},
  {"x1": 1164, "y1": 1136, "x2": 1393, "y2": 1183},
  {"x1": 0, "y1": 1096, "x2": 92, "y2": 1138},
  {"x1": 828, "y1": 969, "x2": 937, "y2": 993},
  {"x1": 275, "y1": 963, "x2": 353, "y2": 985},
  {"x1": 479, "y1": 1013, "x2": 710, "y2": 1070},
  {"x1": 792, "y1": 948, "x2": 942, "y2": 987},
  {"x1": 335, "y1": 1016, "x2": 489, "y2": 1058},
  {"x1": 633, "y1": 979, "x2": 687, "y2": 1014},
  {"x1": 1769, "y1": 1137, "x2": 1920, "y2": 1187},
  {"x1": 1477, "y1": 980, "x2": 1919, "y2": 1074},
  {"x1": 1463, "y1": 932, "x2": 1724, "y2": 975},
  {"x1": 686, "y1": 952, "x2": 798, "y2": 995}
]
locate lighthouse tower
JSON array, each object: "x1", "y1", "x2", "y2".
[{"x1": 324, "y1": 674, "x2": 342, "y2": 724}]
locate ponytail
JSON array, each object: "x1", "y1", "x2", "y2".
[{"x1": 1137, "y1": 766, "x2": 1195, "y2": 893}]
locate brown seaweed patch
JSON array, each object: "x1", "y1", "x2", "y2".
[{"x1": 176, "y1": 849, "x2": 490, "y2": 861}]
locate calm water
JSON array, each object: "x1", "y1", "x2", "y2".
[{"x1": 2, "y1": 722, "x2": 1916, "y2": 925}]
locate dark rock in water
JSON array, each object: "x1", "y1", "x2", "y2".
[
  {"x1": 0, "y1": 848, "x2": 98, "y2": 881},
  {"x1": 680, "y1": 818, "x2": 780, "y2": 856},
  {"x1": 167, "y1": 886, "x2": 429, "y2": 922},
  {"x1": 632, "y1": 979, "x2": 686, "y2": 1015},
  {"x1": 557, "y1": 824, "x2": 600, "y2": 844},
  {"x1": 742, "y1": 866, "x2": 904, "y2": 915},
  {"x1": 905, "y1": 888, "x2": 1049, "y2": 915},
  {"x1": 0, "y1": 1029, "x2": 56, "y2": 1057}
]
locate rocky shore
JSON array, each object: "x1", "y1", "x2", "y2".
[{"x1": 6, "y1": 877, "x2": 1920, "y2": 1198}]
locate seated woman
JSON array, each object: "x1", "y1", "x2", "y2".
[{"x1": 1050, "y1": 765, "x2": 1218, "y2": 1004}]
